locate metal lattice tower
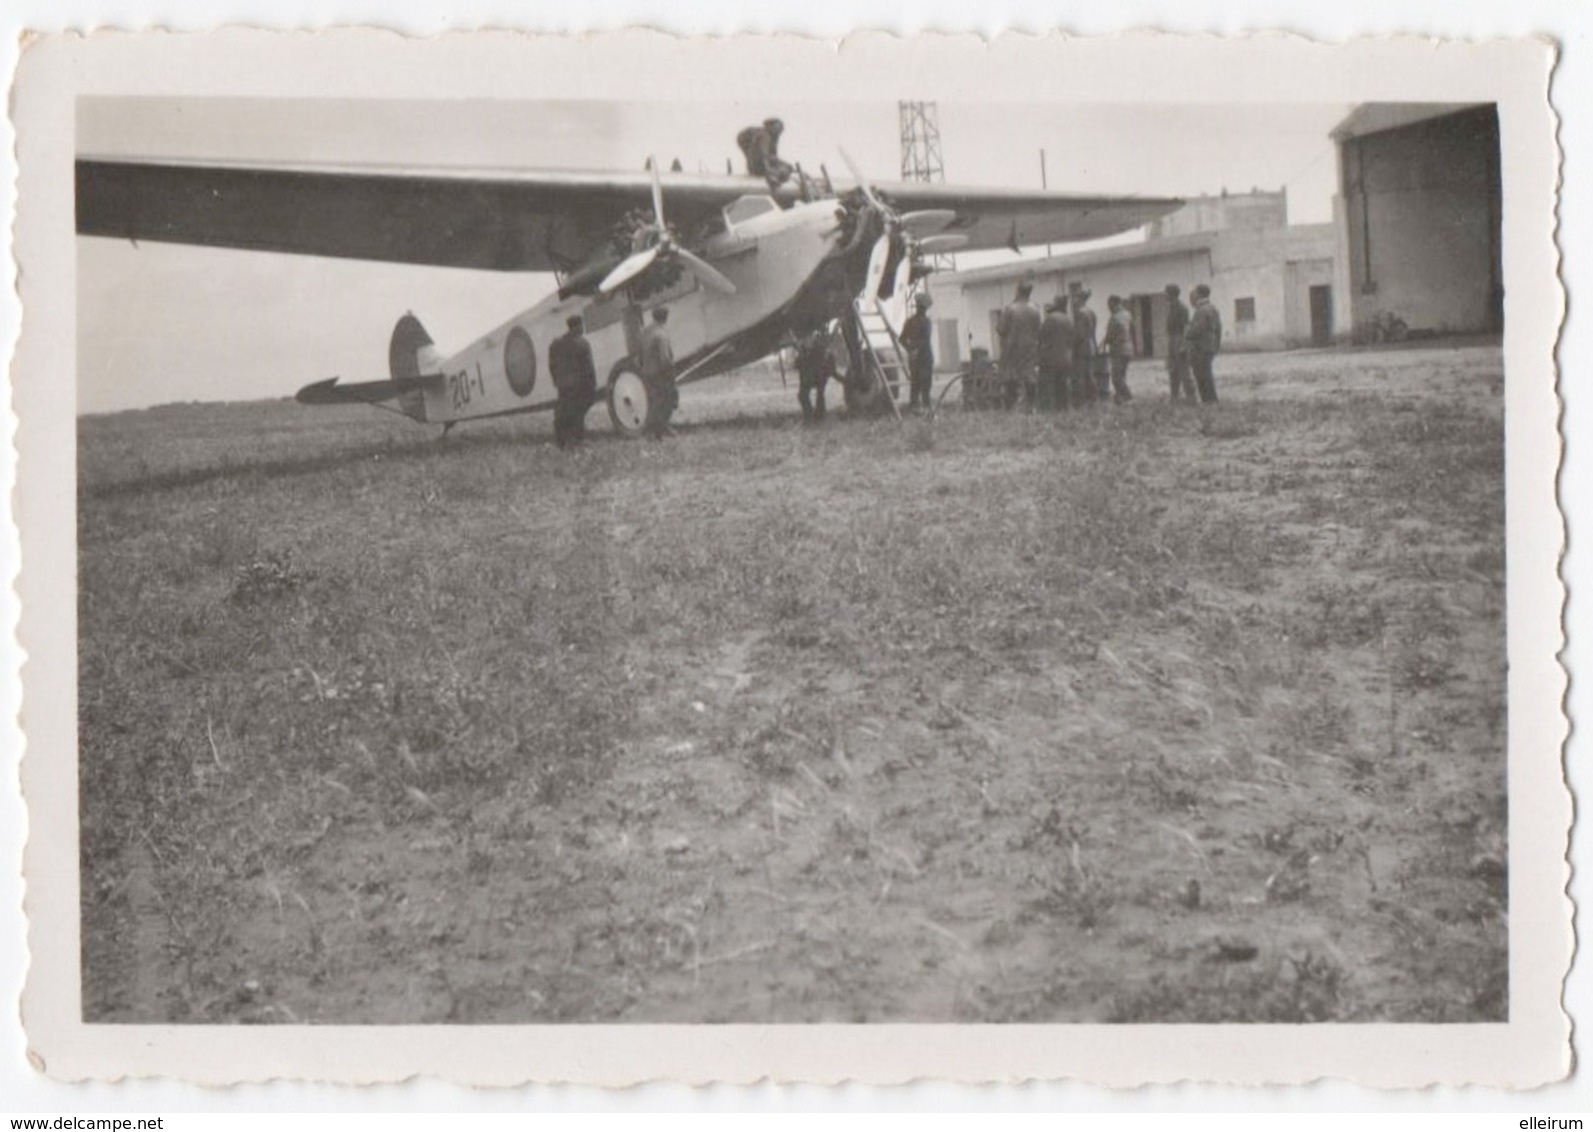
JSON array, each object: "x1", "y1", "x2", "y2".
[{"x1": 898, "y1": 101, "x2": 955, "y2": 272}]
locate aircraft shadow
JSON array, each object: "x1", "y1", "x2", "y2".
[{"x1": 80, "y1": 404, "x2": 865, "y2": 499}]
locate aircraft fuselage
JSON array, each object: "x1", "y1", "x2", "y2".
[{"x1": 410, "y1": 195, "x2": 860, "y2": 426}]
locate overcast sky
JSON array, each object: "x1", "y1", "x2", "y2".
[{"x1": 77, "y1": 99, "x2": 1348, "y2": 413}]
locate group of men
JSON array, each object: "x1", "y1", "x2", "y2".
[
  {"x1": 1162, "y1": 283, "x2": 1223, "y2": 404},
  {"x1": 550, "y1": 306, "x2": 679, "y2": 448},
  {"x1": 549, "y1": 278, "x2": 1223, "y2": 446},
  {"x1": 995, "y1": 279, "x2": 1223, "y2": 410},
  {"x1": 791, "y1": 290, "x2": 939, "y2": 424}
]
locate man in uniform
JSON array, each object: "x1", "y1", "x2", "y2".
[
  {"x1": 1070, "y1": 284, "x2": 1100, "y2": 404},
  {"x1": 639, "y1": 306, "x2": 679, "y2": 438},
  {"x1": 1186, "y1": 284, "x2": 1223, "y2": 404},
  {"x1": 1037, "y1": 296, "x2": 1076, "y2": 412},
  {"x1": 795, "y1": 326, "x2": 835, "y2": 423},
  {"x1": 736, "y1": 118, "x2": 795, "y2": 193},
  {"x1": 1164, "y1": 284, "x2": 1195, "y2": 401},
  {"x1": 549, "y1": 314, "x2": 598, "y2": 449},
  {"x1": 1103, "y1": 295, "x2": 1135, "y2": 403},
  {"x1": 997, "y1": 281, "x2": 1042, "y2": 410},
  {"x1": 900, "y1": 292, "x2": 936, "y2": 411}
]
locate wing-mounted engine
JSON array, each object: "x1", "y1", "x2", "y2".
[{"x1": 597, "y1": 158, "x2": 737, "y2": 300}]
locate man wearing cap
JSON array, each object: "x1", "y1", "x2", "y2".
[
  {"x1": 997, "y1": 281, "x2": 1042, "y2": 410},
  {"x1": 1164, "y1": 284, "x2": 1195, "y2": 402},
  {"x1": 1103, "y1": 295, "x2": 1135, "y2": 404},
  {"x1": 795, "y1": 326, "x2": 835, "y2": 423},
  {"x1": 736, "y1": 118, "x2": 795, "y2": 193},
  {"x1": 639, "y1": 305, "x2": 679, "y2": 437},
  {"x1": 1186, "y1": 284, "x2": 1223, "y2": 404},
  {"x1": 1070, "y1": 285, "x2": 1101, "y2": 403},
  {"x1": 1037, "y1": 296, "x2": 1076, "y2": 412},
  {"x1": 901, "y1": 292, "x2": 936, "y2": 411},
  {"x1": 549, "y1": 314, "x2": 598, "y2": 449}
]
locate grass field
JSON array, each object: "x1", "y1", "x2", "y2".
[{"x1": 77, "y1": 344, "x2": 1507, "y2": 1023}]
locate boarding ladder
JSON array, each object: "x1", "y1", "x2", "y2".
[{"x1": 845, "y1": 296, "x2": 910, "y2": 421}]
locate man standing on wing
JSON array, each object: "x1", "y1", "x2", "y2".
[
  {"x1": 1164, "y1": 284, "x2": 1196, "y2": 402},
  {"x1": 736, "y1": 118, "x2": 796, "y2": 193},
  {"x1": 1186, "y1": 283, "x2": 1223, "y2": 404},
  {"x1": 549, "y1": 314, "x2": 598, "y2": 449},
  {"x1": 901, "y1": 292, "x2": 936, "y2": 412},
  {"x1": 997, "y1": 281, "x2": 1042, "y2": 411},
  {"x1": 639, "y1": 306, "x2": 679, "y2": 438}
]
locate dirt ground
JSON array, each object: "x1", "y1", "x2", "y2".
[{"x1": 76, "y1": 343, "x2": 1506, "y2": 1023}]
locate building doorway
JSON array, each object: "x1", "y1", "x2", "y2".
[
  {"x1": 1309, "y1": 285, "x2": 1333, "y2": 346},
  {"x1": 1132, "y1": 295, "x2": 1159, "y2": 357}
]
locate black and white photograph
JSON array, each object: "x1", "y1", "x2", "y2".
[{"x1": 12, "y1": 29, "x2": 1567, "y2": 1086}]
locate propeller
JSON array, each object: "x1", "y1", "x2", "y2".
[
  {"x1": 677, "y1": 249, "x2": 737, "y2": 295},
  {"x1": 899, "y1": 209, "x2": 956, "y2": 238},
  {"x1": 599, "y1": 155, "x2": 737, "y2": 296},
  {"x1": 599, "y1": 246, "x2": 662, "y2": 295},
  {"x1": 839, "y1": 146, "x2": 889, "y2": 217},
  {"x1": 916, "y1": 233, "x2": 969, "y2": 254}
]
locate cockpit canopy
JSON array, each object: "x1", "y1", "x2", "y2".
[{"x1": 722, "y1": 195, "x2": 780, "y2": 229}]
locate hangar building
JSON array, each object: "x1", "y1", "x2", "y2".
[
  {"x1": 926, "y1": 189, "x2": 1338, "y2": 370},
  {"x1": 1331, "y1": 103, "x2": 1503, "y2": 339}
]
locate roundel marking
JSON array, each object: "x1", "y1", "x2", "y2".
[{"x1": 505, "y1": 326, "x2": 537, "y2": 397}]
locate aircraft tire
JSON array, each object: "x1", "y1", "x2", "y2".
[
  {"x1": 607, "y1": 360, "x2": 650, "y2": 439},
  {"x1": 843, "y1": 366, "x2": 892, "y2": 415}
]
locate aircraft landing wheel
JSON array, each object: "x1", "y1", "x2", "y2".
[
  {"x1": 844, "y1": 366, "x2": 892, "y2": 415},
  {"x1": 607, "y1": 362, "x2": 649, "y2": 439}
]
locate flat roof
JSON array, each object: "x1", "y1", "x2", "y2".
[{"x1": 1330, "y1": 102, "x2": 1488, "y2": 142}]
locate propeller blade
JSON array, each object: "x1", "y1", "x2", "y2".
[
  {"x1": 648, "y1": 153, "x2": 666, "y2": 227},
  {"x1": 900, "y1": 209, "x2": 957, "y2": 237},
  {"x1": 916, "y1": 233, "x2": 969, "y2": 254},
  {"x1": 863, "y1": 234, "x2": 892, "y2": 303},
  {"x1": 599, "y1": 246, "x2": 661, "y2": 294},
  {"x1": 676, "y1": 249, "x2": 738, "y2": 295},
  {"x1": 839, "y1": 146, "x2": 888, "y2": 216}
]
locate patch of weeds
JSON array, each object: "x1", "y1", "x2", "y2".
[
  {"x1": 1144, "y1": 755, "x2": 1202, "y2": 814},
  {"x1": 1264, "y1": 848, "x2": 1314, "y2": 904},
  {"x1": 1393, "y1": 645, "x2": 1458, "y2": 691},
  {"x1": 738, "y1": 708, "x2": 810, "y2": 781},
  {"x1": 1281, "y1": 691, "x2": 1352, "y2": 751},
  {"x1": 1399, "y1": 590, "x2": 1461, "y2": 643},
  {"x1": 1026, "y1": 831, "x2": 1116, "y2": 931},
  {"x1": 1109, "y1": 948, "x2": 1349, "y2": 1023},
  {"x1": 1013, "y1": 804, "x2": 1085, "y2": 852},
  {"x1": 1298, "y1": 581, "x2": 1386, "y2": 648},
  {"x1": 230, "y1": 550, "x2": 313, "y2": 605},
  {"x1": 1197, "y1": 406, "x2": 1262, "y2": 440}
]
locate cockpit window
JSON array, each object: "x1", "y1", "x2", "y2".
[{"x1": 723, "y1": 195, "x2": 778, "y2": 227}]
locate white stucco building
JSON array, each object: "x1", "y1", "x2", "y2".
[{"x1": 926, "y1": 190, "x2": 1339, "y2": 370}]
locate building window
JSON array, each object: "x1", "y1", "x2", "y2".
[{"x1": 1235, "y1": 297, "x2": 1257, "y2": 323}]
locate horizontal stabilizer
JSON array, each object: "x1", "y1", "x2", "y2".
[{"x1": 296, "y1": 374, "x2": 440, "y2": 405}]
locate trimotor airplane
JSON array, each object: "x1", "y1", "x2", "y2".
[{"x1": 76, "y1": 144, "x2": 1180, "y2": 436}]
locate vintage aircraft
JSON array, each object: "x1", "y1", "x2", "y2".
[{"x1": 76, "y1": 145, "x2": 1180, "y2": 436}]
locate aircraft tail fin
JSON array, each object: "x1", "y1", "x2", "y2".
[
  {"x1": 390, "y1": 312, "x2": 443, "y2": 379},
  {"x1": 388, "y1": 313, "x2": 441, "y2": 418}
]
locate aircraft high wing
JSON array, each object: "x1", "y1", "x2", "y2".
[
  {"x1": 77, "y1": 150, "x2": 1182, "y2": 436},
  {"x1": 76, "y1": 156, "x2": 1180, "y2": 272}
]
